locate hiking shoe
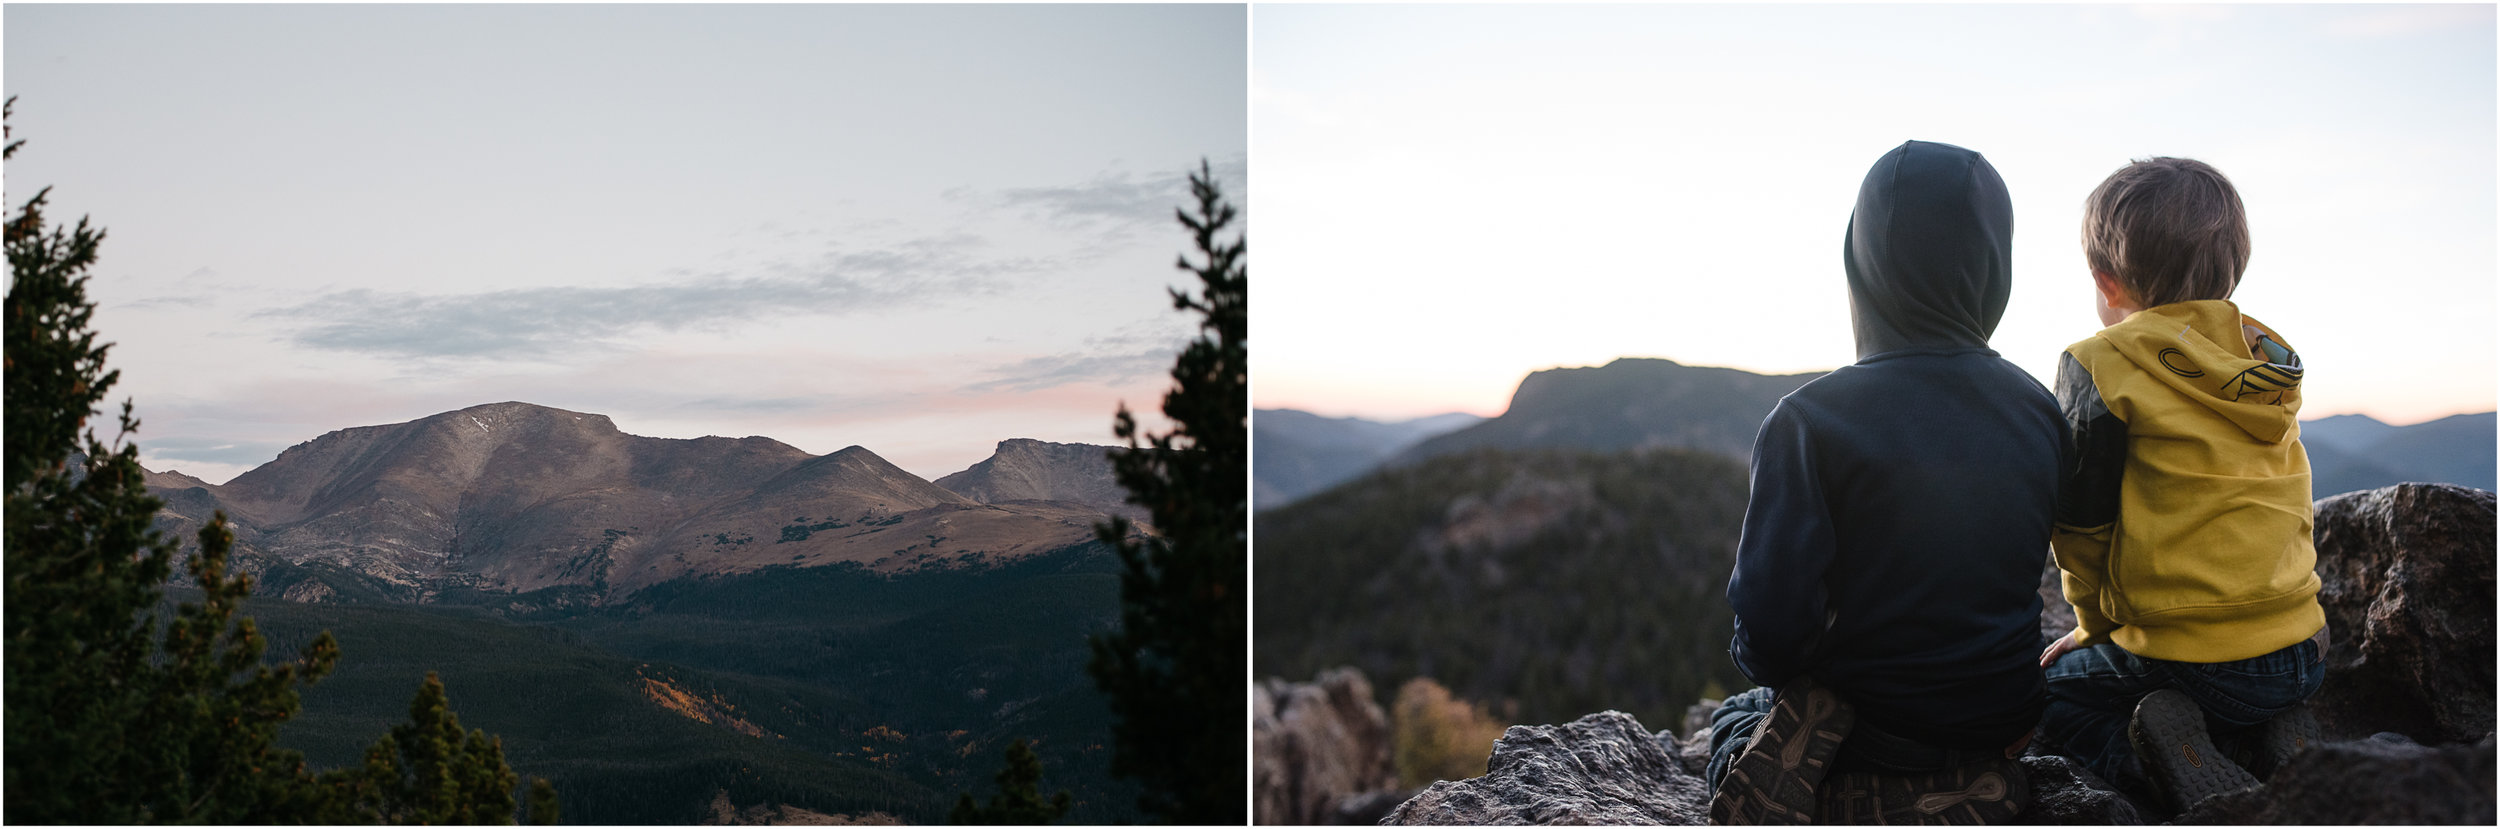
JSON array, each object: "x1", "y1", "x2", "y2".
[
  {"x1": 2245, "y1": 702, "x2": 2321, "y2": 780},
  {"x1": 1820, "y1": 760, "x2": 2030, "y2": 825},
  {"x1": 1709, "y1": 678, "x2": 1855, "y2": 825},
  {"x1": 2127, "y1": 689, "x2": 2258, "y2": 812}
]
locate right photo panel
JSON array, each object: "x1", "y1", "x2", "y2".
[{"x1": 1251, "y1": 5, "x2": 2496, "y2": 826}]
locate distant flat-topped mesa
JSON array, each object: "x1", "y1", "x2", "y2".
[
  {"x1": 1392, "y1": 358, "x2": 1825, "y2": 466},
  {"x1": 935, "y1": 438, "x2": 1148, "y2": 526},
  {"x1": 144, "y1": 402, "x2": 1127, "y2": 602}
]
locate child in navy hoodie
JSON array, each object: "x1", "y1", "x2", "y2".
[{"x1": 1707, "y1": 141, "x2": 2061, "y2": 824}]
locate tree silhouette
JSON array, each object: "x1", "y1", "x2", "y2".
[
  {"x1": 1087, "y1": 160, "x2": 1246, "y2": 824},
  {"x1": 948, "y1": 739, "x2": 1071, "y2": 825},
  {"x1": 2, "y1": 101, "x2": 547, "y2": 824},
  {"x1": 314, "y1": 673, "x2": 525, "y2": 824}
]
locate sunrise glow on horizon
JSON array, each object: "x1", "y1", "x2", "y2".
[{"x1": 1255, "y1": 4, "x2": 2495, "y2": 431}]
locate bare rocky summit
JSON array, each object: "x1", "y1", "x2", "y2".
[
  {"x1": 934, "y1": 438, "x2": 1147, "y2": 526},
  {"x1": 144, "y1": 402, "x2": 1117, "y2": 601}
]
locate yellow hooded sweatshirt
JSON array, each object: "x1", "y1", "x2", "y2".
[{"x1": 2050, "y1": 299, "x2": 2326, "y2": 663}]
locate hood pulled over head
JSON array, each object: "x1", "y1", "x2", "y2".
[{"x1": 1843, "y1": 140, "x2": 2015, "y2": 359}]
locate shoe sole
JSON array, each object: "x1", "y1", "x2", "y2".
[
  {"x1": 1711, "y1": 681, "x2": 1854, "y2": 824},
  {"x1": 2128, "y1": 689, "x2": 2258, "y2": 812},
  {"x1": 2253, "y1": 702, "x2": 2321, "y2": 779}
]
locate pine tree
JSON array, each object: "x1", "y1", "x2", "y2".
[
  {"x1": 3, "y1": 97, "x2": 325, "y2": 824},
  {"x1": 3, "y1": 101, "x2": 546, "y2": 824},
  {"x1": 526, "y1": 777, "x2": 562, "y2": 825},
  {"x1": 315, "y1": 673, "x2": 529, "y2": 824},
  {"x1": 947, "y1": 739, "x2": 1072, "y2": 825},
  {"x1": 1087, "y1": 160, "x2": 1246, "y2": 824}
]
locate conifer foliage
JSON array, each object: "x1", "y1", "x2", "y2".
[
  {"x1": 2, "y1": 102, "x2": 548, "y2": 824},
  {"x1": 947, "y1": 740, "x2": 1072, "y2": 825},
  {"x1": 3, "y1": 98, "x2": 332, "y2": 824},
  {"x1": 315, "y1": 673, "x2": 536, "y2": 824},
  {"x1": 1087, "y1": 160, "x2": 1247, "y2": 824}
]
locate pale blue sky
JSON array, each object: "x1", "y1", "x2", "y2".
[
  {"x1": 7, "y1": 4, "x2": 1246, "y2": 482},
  {"x1": 1256, "y1": 4, "x2": 2495, "y2": 426}
]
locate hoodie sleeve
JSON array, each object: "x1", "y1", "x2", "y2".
[
  {"x1": 1727, "y1": 401, "x2": 1834, "y2": 688},
  {"x1": 2051, "y1": 351, "x2": 2126, "y2": 645}
]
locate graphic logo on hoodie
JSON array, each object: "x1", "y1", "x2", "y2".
[
  {"x1": 2223, "y1": 359, "x2": 2303, "y2": 404},
  {"x1": 2157, "y1": 348, "x2": 2205, "y2": 379}
]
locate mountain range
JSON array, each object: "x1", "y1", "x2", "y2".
[
  {"x1": 2301, "y1": 411, "x2": 2496, "y2": 495},
  {"x1": 129, "y1": 401, "x2": 1146, "y2": 822},
  {"x1": 1251, "y1": 409, "x2": 1482, "y2": 510},
  {"x1": 143, "y1": 401, "x2": 1133, "y2": 603},
  {"x1": 1263, "y1": 358, "x2": 2493, "y2": 503}
]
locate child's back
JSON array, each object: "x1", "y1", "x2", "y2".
[
  {"x1": 1726, "y1": 140, "x2": 2060, "y2": 755},
  {"x1": 2039, "y1": 157, "x2": 2327, "y2": 813}
]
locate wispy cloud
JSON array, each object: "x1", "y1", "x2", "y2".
[
  {"x1": 997, "y1": 157, "x2": 1248, "y2": 227},
  {"x1": 139, "y1": 435, "x2": 297, "y2": 469},
  {"x1": 258, "y1": 234, "x2": 1044, "y2": 360},
  {"x1": 961, "y1": 326, "x2": 1187, "y2": 394}
]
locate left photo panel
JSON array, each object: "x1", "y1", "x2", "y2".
[{"x1": 3, "y1": 4, "x2": 1245, "y2": 825}]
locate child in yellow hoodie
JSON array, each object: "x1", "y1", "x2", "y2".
[{"x1": 2036, "y1": 157, "x2": 2328, "y2": 813}]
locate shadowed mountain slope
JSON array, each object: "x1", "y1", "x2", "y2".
[
  {"x1": 1391, "y1": 358, "x2": 1823, "y2": 468},
  {"x1": 146, "y1": 402, "x2": 1108, "y2": 599},
  {"x1": 2303, "y1": 411, "x2": 2496, "y2": 497},
  {"x1": 1253, "y1": 409, "x2": 1483, "y2": 511}
]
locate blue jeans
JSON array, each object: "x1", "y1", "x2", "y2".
[
  {"x1": 2039, "y1": 639, "x2": 2324, "y2": 787},
  {"x1": 1706, "y1": 687, "x2": 1775, "y2": 790}
]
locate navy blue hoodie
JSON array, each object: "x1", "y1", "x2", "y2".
[{"x1": 1725, "y1": 140, "x2": 2059, "y2": 750}]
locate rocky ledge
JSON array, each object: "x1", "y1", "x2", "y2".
[{"x1": 1372, "y1": 483, "x2": 2496, "y2": 825}]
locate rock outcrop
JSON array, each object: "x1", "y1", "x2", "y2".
[
  {"x1": 933, "y1": 438, "x2": 1148, "y2": 525},
  {"x1": 1384, "y1": 711, "x2": 1710, "y2": 826},
  {"x1": 2306, "y1": 483, "x2": 2495, "y2": 744},
  {"x1": 2178, "y1": 734, "x2": 2496, "y2": 825},
  {"x1": 1254, "y1": 668, "x2": 1398, "y2": 825},
  {"x1": 2013, "y1": 755, "x2": 2147, "y2": 825},
  {"x1": 1377, "y1": 484, "x2": 2498, "y2": 825}
]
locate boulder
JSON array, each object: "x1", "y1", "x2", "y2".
[
  {"x1": 2308, "y1": 483, "x2": 2496, "y2": 744},
  {"x1": 2013, "y1": 753, "x2": 2146, "y2": 825},
  {"x1": 2177, "y1": 735, "x2": 2497, "y2": 824},
  {"x1": 1383, "y1": 711, "x2": 1709, "y2": 825},
  {"x1": 1254, "y1": 668, "x2": 1398, "y2": 825}
]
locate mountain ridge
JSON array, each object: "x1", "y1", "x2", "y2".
[
  {"x1": 144, "y1": 402, "x2": 1133, "y2": 601},
  {"x1": 1287, "y1": 359, "x2": 2492, "y2": 501}
]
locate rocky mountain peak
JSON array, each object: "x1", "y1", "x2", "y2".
[
  {"x1": 934, "y1": 437, "x2": 1142, "y2": 524},
  {"x1": 1394, "y1": 358, "x2": 1823, "y2": 466},
  {"x1": 140, "y1": 404, "x2": 1113, "y2": 600},
  {"x1": 425, "y1": 401, "x2": 621, "y2": 437}
]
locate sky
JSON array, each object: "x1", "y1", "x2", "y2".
[
  {"x1": 5, "y1": 4, "x2": 1247, "y2": 484},
  {"x1": 1255, "y1": 4, "x2": 2496, "y2": 427}
]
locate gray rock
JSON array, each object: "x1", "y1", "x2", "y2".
[
  {"x1": 2309, "y1": 483, "x2": 2496, "y2": 744},
  {"x1": 1383, "y1": 711, "x2": 1708, "y2": 825},
  {"x1": 1254, "y1": 668, "x2": 1399, "y2": 825},
  {"x1": 2014, "y1": 754, "x2": 2146, "y2": 825},
  {"x1": 1328, "y1": 789, "x2": 1417, "y2": 825},
  {"x1": 1678, "y1": 698, "x2": 1720, "y2": 744},
  {"x1": 2177, "y1": 735, "x2": 2497, "y2": 825}
]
